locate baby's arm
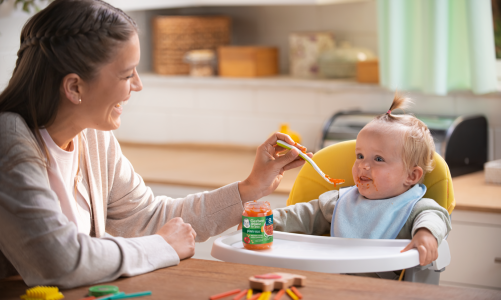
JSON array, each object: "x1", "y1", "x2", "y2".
[
  {"x1": 400, "y1": 199, "x2": 452, "y2": 266},
  {"x1": 273, "y1": 190, "x2": 339, "y2": 235}
]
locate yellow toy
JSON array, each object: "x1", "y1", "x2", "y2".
[{"x1": 20, "y1": 286, "x2": 64, "y2": 300}]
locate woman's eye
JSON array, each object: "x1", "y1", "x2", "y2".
[
  {"x1": 356, "y1": 154, "x2": 364, "y2": 159},
  {"x1": 375, "y1": 156, "x2": 385, "y2": 162},
  {"x1": 126, "y1": 73, "x2": 134, "y2": 79}
]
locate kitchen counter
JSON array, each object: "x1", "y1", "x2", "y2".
[
  {"x1": 121, "y1": 143, "x2": 501, "y2": 213},
  {"x1": 451, "y1": 171, "x2": 501, "y2": 213}
]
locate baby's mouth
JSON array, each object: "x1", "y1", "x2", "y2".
[{"x1": 359, "y1": 176, "x2": 372, "y2": 182}]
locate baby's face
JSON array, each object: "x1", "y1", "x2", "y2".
[{"x1": 352, "y1": 125, "x2": 412, "y2": 200}]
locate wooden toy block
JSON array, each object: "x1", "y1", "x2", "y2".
[{"x1": 249, "y1": 273, "x2": 306, "y2": 292}]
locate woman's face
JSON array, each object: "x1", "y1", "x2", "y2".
[{"x1": 79, "y1": 32, "x2": 142, "y2": 131}]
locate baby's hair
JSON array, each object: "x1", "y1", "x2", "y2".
[{"x1": 370, "y1": 92, "x2": 436, "y2": 182}]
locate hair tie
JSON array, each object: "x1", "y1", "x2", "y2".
[{"x1": 386, "y1": 110, "x2": 391, "y2": 115}]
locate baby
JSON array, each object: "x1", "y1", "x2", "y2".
[{"x1": 273, "y1": 94, "x2": 452, "y2": 278}]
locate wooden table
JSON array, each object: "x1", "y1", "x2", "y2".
[{"x1": 2, "y1": 259, "x2": 500, "y2": 300}]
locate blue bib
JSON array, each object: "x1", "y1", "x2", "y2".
[{"x1": 330, "y1": 184, "x2": 426, "y2": 239}]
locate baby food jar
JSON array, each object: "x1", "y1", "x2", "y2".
[{"x1": 242, "y1": 201, "x2": 273, "y2": 250}]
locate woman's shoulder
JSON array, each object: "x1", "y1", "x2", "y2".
[
  {"x1": 0, "y1": 112, "x2": 45, "y2": 166},
  {"x1": 0, "y1": 112, "x2": 39, "y2": 148},
  {"x1": 0, "y1": 112, "x2": 32, "y2": 136}
]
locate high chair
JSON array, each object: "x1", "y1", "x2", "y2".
[
  {"x1": 287, "y1": 139, "x2": 455, "y2": 284},
  {"x1": 211, "y1": 140, "x2": 454, "y2": 284}
]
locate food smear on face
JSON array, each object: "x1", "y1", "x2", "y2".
[
  {"x1": 325, "y1": 175, "x2": 345, "y2": 185},
  {"x1": 242, "y1": 201, "x2": 273, "y2": 250}
]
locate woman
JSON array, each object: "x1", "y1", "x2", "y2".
[{"x1": 0, "y1": 0, "x2": 308, "y2": 288}]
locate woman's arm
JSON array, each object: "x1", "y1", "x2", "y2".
[
  {"x1": 103, "y1": 131, "x2": 308, "y2": 242},
  {"x1": 103, "y1": 132, "x2": 244, "y2": 242}
]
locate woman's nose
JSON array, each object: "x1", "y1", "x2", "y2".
[{"x1": 131, "y1": 69, "x2": 143, "y2": 92}]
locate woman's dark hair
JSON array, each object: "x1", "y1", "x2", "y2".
[{"x1": 0, "y1": 0, "x2": 137, "y2": 161}]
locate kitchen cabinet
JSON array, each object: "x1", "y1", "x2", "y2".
[{"x1": 440, "y1": 210, "x2": 501, "y2": 289}]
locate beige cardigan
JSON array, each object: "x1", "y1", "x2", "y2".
[{"x1": 0, "y1": 112, "x2": 244, "y2": 288}]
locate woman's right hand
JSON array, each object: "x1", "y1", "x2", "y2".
[
  {"x1": 238, "y1": 132, "x2": 313, "y2": 203},
  {"x1": 156, "y1": 217, "x2": 196, "y2": 260}
]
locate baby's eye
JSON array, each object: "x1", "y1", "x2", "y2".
[
  {"x1": 375, "y1": 156, "x2": 385, "y2": 162},
  {"x1": 356, "y1": 153, "x2": 364, "y2": 159}
]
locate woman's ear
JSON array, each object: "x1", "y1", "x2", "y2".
[
  {"x1": 61, "y1": 73, "x2": 83, "y2": 105},
  {"x1": 405, "y1": 166, "x2": 424, "y2": 186}
]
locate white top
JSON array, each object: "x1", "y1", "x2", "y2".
[{"x1": 40, "y1": 129, "x2": 91, "y2": 235}]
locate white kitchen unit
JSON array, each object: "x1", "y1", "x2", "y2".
[{"x1": 439, "y1": 210, "x2": 501, "y2": 290}]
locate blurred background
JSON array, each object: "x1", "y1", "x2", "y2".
[{"x1": 0, "y1": 0, "x2": 500, "y2": 291}]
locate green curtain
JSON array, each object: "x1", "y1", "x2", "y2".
[{"x1": 377, "y1": 0, "x2": 498, "y2": 95}]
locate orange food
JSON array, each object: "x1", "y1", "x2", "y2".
[
  {"x1": 242, "y1": 201, "x2": 273, "y2": 250},
  {"x1": 293, "y1": 142, "x2": 307, "y2": 154},
  {"x1": 325, "y1": 175, "x2": 345, "y2": 185}
]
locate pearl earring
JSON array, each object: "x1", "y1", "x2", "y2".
[{"x1": 79, "y1": 99, "x2": 81, "y2": 104}]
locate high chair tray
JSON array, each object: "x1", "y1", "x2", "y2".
[{"x1": 211, "y1": 230, "x2": 450, "y2": 273}]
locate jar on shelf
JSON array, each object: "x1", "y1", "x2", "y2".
[
  {"x1": 183, "y1": 49, "x2": 216, "y2": 77},
  {"x1": 318, "y1": 42, "x2": 376, "y2": 78},
  {"x1": 242, "y1": 201, "x2": 273, "y2": 250},
  {"x1": 289, "y1": 32, "x2": 335, "y2": 78}
]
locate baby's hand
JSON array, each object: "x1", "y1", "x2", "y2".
[{"x1": 400, "y1": 228, "x2": 438, "y2": 266}]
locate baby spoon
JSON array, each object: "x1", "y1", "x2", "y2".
[{"x1": 276, "y1": 140, "x2": 345, "y2": 186}]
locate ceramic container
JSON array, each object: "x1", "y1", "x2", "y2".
[{"x1": 289, "y1": 32, "x2": 335, "y2": 78}]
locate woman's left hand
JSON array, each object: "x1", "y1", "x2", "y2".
[
  {"x1": 238, "y1": 132, "x2": 313, "y2": 203},
  {"x1": 401, "y1": 228, "x2": 438, "y2": 266}
]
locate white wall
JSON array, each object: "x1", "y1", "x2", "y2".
[{"x1": 0, "y1": 6, "x2": 32, "y2": 91}]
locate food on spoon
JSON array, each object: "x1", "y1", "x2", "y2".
[{"x1": 325, "y1": 175, "x2": 345, "y2": 185}]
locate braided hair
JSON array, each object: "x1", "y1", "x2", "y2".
[
  {"x1": 0, "y1": 0, "x2": 137, "y2": 164},
  {"x1": 368, "y1": 92, "x2": 436, "y2": 182}
]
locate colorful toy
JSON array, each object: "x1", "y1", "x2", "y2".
[
  {"x1": 89, "y1": 285, "x2": 120, "y2": 297},
  {"x1": 232, "y1": 289, "x2": 248, "y2": 300},
  {"x1": 248, "y1": 293, "x2": 261, "y2": 300},
  {"x1": 285, "y1": 289, "x2": 298, "y2": 300},
  {"x1": 272, "y1": 290, "x2": 285, "y2": 300},
  {"x1": 20, "y1": 286, "x2": 64, "y2": 300},
  {"x1": 249, "y1": 273, "x2": 306, "y2": 292},
  {"x1": 290, "y1": 287, "x2": 302, "y2": 299},
  {"x1": 209, "y1": 289, "x2": 241, "y2": 300}
]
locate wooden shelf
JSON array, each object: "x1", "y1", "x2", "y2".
[
  {"x1": 138, "y1": 73, "x2": 382, "y2": 92},
  {"x1": 107, "y1": 0, "x2": 371, "y2": 12}
]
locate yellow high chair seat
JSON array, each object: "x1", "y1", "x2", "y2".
[{"x1": 287, "y1": 140, "x2": 455, "y2": 214}]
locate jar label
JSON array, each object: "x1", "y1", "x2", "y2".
[{"x1": 242, "y1": 215, "x2": 273, "y2": 245}]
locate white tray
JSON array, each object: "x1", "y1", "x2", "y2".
[{"x1": 211, "y1": 230, "x2": 450, "y2": 273}]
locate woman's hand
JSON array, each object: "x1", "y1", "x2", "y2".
[
  {"x1": 156, "y1": 217, "x2": 197, "y2": 260},
  {"x1": 238, "y1": 132, "x2": 313, "y2": 203},
  {"x1": 401, "y1": 228, "x2": 438, "y2": 266}
]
